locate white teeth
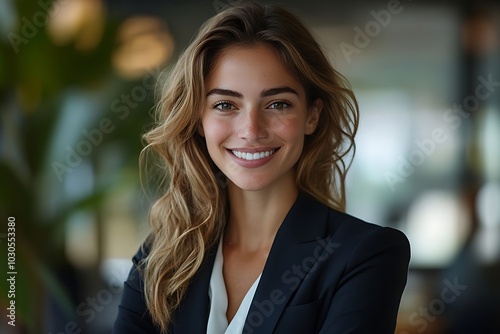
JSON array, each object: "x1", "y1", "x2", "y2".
[{"x1": 231, "y1": 149, "x2": 276, "y2": 160}]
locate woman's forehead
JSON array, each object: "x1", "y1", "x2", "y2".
[{"x1": 205, "y1": 44, "x2": 305, "y2": 98}]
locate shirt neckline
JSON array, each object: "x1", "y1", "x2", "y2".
[{"x1": 207, "y1": 238, "x2": 262, "y2": 334}]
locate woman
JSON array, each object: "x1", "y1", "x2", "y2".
[{"x1": 113, "y1": 2, "x2": 410, "y2": 333}]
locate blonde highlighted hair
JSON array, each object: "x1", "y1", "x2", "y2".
[{"x1": 141, "y1": 2, "x2": 358, "y2": 332}]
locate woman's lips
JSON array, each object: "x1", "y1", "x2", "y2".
[
  {"x1": 230, "y1": 149, "x2": 276, "y2": 161},
  {"x1": 226, "y1": 147, "x2": 280, "y2": 167}
]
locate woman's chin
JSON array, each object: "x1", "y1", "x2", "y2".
[{"x1": 228, "y1": 177, "x2": 271, "y2": 192}]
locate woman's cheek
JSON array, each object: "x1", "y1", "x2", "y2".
[{"x1": 203, "y1": 116, "x2": 231, "y2": 142}]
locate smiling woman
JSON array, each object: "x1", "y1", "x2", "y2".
[
  {"x1": 200, "y1": 45, "x2": 321, "y2": 192},
  {"x1": 113, "y1": 2, "x2": 410, "y2": 334}
]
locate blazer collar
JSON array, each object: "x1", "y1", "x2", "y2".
[
  {"x1": 244, "y1": 191, "x2": 331, "y2": 333},
  {"x1": 170, "y1": 245, "x2": 217, "y2": 333},
  {"x1": 172, "y1": 192, "x2": 331, "y2": 333},
  {"x1": 276, "y1": 191, "x2": 330, "y2": 244}
]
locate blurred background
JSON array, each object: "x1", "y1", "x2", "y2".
[{"x1": 0, "y1": 0, "x2": 499, "y2": 333}]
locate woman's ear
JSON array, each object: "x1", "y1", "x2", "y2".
[{"x1": 305, "y1": 98, "x2": 323, "y2": 135}]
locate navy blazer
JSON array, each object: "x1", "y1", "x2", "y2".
[{"x1": 113, "y1": 192, "x2": 410, "y2": 333}]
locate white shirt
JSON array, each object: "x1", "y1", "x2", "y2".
[{"x1": 207, "y1": 240, "x2": 262, "y2": 334}]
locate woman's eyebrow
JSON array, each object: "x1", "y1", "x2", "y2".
[
  {"x1": 206, "y1": 86, "x2": 299, "y2": 98},
  {"x1": 261, "y1": 86, "x2": 298, "y2": 97},
  {"x1": 206, "y1": 88, "x2": 243, "y2": 98}
]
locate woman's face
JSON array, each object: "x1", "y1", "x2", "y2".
[{"x1": 200, "y1": 44, "x2": 321, "y2": 192}]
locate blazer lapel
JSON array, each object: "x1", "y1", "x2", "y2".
[
  {"x1": 243, "y1": 192, "x2": 332, "y2": 333},
  {"x1": 171, "y1": 245, "x2": 217, "y2": 333}
]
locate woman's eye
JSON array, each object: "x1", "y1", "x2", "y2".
[
  {"x1": 268, "y1": 101, "x2": 290, "y2": 110},
  {"x1": 214, "y1": 102, "x2": 235, "y2": 111}
]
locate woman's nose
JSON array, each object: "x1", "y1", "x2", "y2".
[{"x1": 239, "y1": 108, "x2": 268, "y2": 141}]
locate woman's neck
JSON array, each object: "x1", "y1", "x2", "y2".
[{"x1": 225, "y1": 178, "x2": 298, "y2": 253}]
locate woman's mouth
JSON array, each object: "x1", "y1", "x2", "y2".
[{"x1": 229, "y1": 148, "x2": 278, "y2": 161}]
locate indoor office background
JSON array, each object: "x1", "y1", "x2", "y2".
[{"x1": 0, "y1": 0, "x2": 499, "y2": 333}]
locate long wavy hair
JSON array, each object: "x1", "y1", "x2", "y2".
[{"x1": 141, "y1": 2, "x2": 359, "y2": 332}]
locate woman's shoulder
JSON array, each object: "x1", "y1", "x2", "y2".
[
  {"x1": 330, "y1": 207, "x2": 407, "y2": 241},
  {"x1": 309, "y1": 200, "x2": 411, "y2": 273},
  {"x1": 294, "y1": 191, "x2": 408, "y2": 247},
  {"x1": 303, "y1": 194, "x2": 410, "y2": 253},
  {"x1": 123, "y1": 236, "x2": 153, "y2": 291},
  {"x1": 128, "y1": 235, "x2": 152, "y2": 268},
  {"x1": 133, "y1": 240, "x2": 151, "y2": 263}
]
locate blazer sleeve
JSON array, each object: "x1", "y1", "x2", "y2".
[
  {"x1": 319, "y1": 227, "x2": 410, "y2": 334},
  {"x1": 112, "y1": 244, "x2": 160, "y2": 334}
]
